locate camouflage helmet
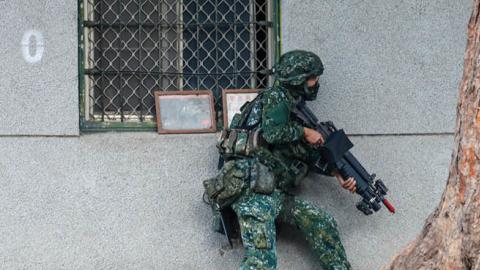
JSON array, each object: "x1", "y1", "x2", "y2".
[{"x1": 274, "y1": 50, "x2": 324, "y2": 86}]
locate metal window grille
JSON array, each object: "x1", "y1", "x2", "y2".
[{"x1": 80, "y1": 0, "x2": 277, "y2": 130}]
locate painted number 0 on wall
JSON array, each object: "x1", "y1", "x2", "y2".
[{"x1": 21, "y1": 30, "x2": 44, "y2": 64}]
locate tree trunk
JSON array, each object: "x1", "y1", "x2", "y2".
[{"x1": 382, "y1": 2, "x2": 480, "y2": 270}]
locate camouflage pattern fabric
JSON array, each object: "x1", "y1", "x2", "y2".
[
  {"x1": 231, "y1": 189, "x2": 282, "y2": 270},
  {"x1": 261, "y1": 85, "x2": 305, "y2": 144},
  {"x1": 231, "y1": 188, "x2": 351, "y2": 270},
  {"x1": 203, "y1": 159, "x2": 252, "y2": 210},
  {"x1": 274, "y1": 50, "x2": 324, "y2": 86},
  {"x1": 281, "y1": 198, "x2": 352, "y2": 270},
  {"x1": 206, "y1": 50, "x2": 351, "y2": 269},
  {"x1": 260, "y1": 85, "x2": 321, "y2": 189},
  {"x1": 274, "y1": 50, "x2": 323, "y2": 101},
  {"x1": 207, "y1": 83, "x2": 352, "y2": 269}
]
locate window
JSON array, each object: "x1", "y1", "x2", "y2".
[{"x1": 79, "y1": 0, "x2": 280, "y2": 130}]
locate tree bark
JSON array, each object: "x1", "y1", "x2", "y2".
[{"x1": 382, "y1": 2, "x2": 480, "y2": 270}]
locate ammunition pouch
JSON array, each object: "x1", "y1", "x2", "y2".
[
  {"x1": 203, "y1": 159, "x2": 251, "y2": 209},
  {"x1": 250, "y1": 161, "x2": 275, "y2": 194},
  {"x1": 216, "y1": 128, "x2": 268, "y2": 159}
]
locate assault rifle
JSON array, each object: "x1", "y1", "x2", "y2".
[{"x1": 293, "y1": 100, "x2": 395, "y2": 215}]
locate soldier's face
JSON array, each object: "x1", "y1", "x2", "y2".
[
  {"x1": 303, "y1": 75, "x2": 320, "y2": 101},
  {"x1": 306, "y1": 76, "x2": 320, "y2": 87}
]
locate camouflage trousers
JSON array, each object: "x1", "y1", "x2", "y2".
[{"x1": 231, "y1": 189, "x2": 351, "y2": 270}]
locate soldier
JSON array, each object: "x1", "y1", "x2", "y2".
[{"x1": 204, "y1": 50, "x2": 355, "y2": 270}]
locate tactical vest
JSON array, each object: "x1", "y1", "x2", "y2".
[
  {"x1": 215, "y1": 91, "x2": 309, "y2": 191},
  {"x1": 216, "y1": 91, "x2": 267, "y2": 159}
]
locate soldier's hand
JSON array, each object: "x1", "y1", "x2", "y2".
[
  {"x1": 304, "y1": 127, "x2": 324, "y2": 145},
  {"x1": 338, "y1": 177, "x2": 357, "y2": 193}
]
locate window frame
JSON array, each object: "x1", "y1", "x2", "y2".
[{"x1": 78, "y1": 0, "x2": 282, "y2": 132}]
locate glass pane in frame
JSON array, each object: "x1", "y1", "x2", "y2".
[{"x1": 154, "y1": 90, "x2": 217, "y2": 134}]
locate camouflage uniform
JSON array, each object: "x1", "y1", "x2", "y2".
[{"x1": 204, "y1": 50, "x2": 351, "y2": 270}]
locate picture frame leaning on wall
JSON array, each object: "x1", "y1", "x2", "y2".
[
  {"x1": 222, "y1": 89, "x2": 259, "y2": 129},
  {"x1": 154, "y1": 90, "x2": 217, "y2": 134}
]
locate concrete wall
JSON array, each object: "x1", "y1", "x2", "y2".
[
  {"x1": 0, "y1": 0, "x2": 472, "y2": 270},
  {"x1": 277, "y1": 0, "x2": 470, "y2": 268},
  {"x1": 0, "y1": 133, "x2": 452, "y2": 270},
  {"x1": 0, "y1": 0, "x2": 78, "y2": 136},
  {"x1": 282, "y1": 0, "x2": 471, "y2": 134}
]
